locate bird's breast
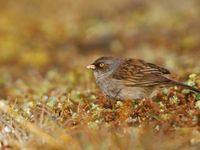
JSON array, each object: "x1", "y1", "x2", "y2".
[{"x1": 96, "y1": 76, "x2": 119, "y2": 98}]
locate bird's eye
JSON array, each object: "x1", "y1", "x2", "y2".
[{"x1": 99, "y1": 63, "x2": 105, "y2": 68}]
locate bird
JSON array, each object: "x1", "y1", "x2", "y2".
[{"x1": 87, "y1": 56, "x2": 200, "y2": 100}]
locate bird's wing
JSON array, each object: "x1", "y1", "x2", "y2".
[{"x1": 112, "y1": 59, "x2": 171, "y2": 87}]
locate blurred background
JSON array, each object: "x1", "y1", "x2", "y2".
[
  {"x1": 0, "y1": 0, "x2": 200, "y2": 80},
  {"x1": 1, "y1": 1, "x2": 200, "y2": 149}
]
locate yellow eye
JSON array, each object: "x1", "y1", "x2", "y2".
[{"x1": 99, "y1": 63, "x2": 105, "y2": 68}]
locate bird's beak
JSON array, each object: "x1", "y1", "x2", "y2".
[{"x1": 87, "y1": 65, "x2": 96, "y2": 70}]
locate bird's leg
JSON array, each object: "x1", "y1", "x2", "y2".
[{"x1": 114, "y1": 89, "x2": 122, "y2": 99}]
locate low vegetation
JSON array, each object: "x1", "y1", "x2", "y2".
[{"x1": 0, "y1": 0, "x2": 200, "y2": 149}]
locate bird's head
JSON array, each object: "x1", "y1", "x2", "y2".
[{"x1": 87, "y1": 57, "x2": 121, "y2": 78}]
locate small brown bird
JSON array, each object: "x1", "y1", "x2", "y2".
[{"x1": 87, "y1": 57, "x2": 200, "y2": 100}]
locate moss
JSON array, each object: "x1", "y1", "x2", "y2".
[{"x1": 0, "y1": 0, "x2": 200, "y2": 149}]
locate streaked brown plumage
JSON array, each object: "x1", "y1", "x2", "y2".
[{"x1": 87, "y1": 57, "x2": 200, "y2": 100}]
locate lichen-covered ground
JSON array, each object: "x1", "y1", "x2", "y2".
[{"x1": 0, "y1": 0, "x2": 200, "y2": 149}]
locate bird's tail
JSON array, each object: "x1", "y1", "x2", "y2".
[{"x1": 170, "y1": 80, "x2": 200, "y2": 93}]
